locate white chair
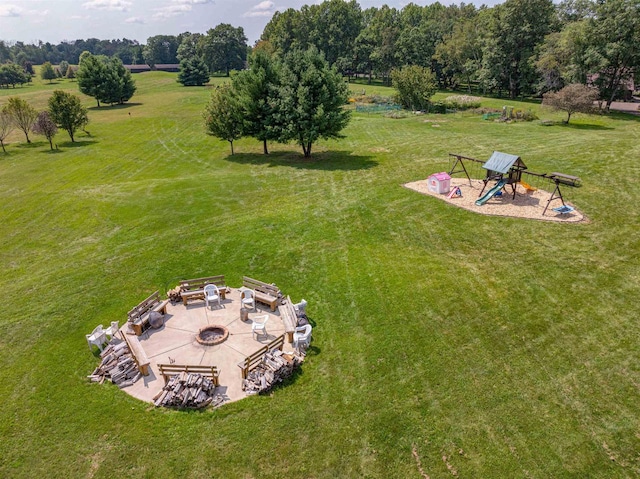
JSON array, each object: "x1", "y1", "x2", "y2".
[
  {"x1": 293, "y1": 324, "x2": 312, "y2": 350},
  {"x1": 252, "y1": 315, "x2": 269, "y2": 339},
  {"x1": 204, "y1": 284, "x2": 221, "y2": 309},
  {"x1": 241, "y1": 289, "x2": 256, "y2": 311},
  {"x1": 86, "y1": 325, "x2": 107, "y2": 352},
  {"x1": 104, "y1": 321, "x2": 119, "y2": 340}
]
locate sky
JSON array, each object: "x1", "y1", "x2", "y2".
[{"x1": 0, "y1": 0, "x2": 503, "y2": 46}]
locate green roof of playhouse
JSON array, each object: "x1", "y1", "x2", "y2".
[{"x1": 482, "y1": 151, "x2": 527, "y2": 174}]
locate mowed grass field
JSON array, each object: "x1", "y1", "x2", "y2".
[{"x1": 0, "y1": 72, "x2": 639, "y2": 478}]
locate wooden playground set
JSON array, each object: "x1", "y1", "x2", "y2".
[{"x1": 406, "y1": 152, "x2": 585, "y2": 222}]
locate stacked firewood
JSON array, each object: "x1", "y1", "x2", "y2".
[
  {"x1": 87, "y1": 340, "x2": 141, "y2": 388},
  {"x1": 167, "y1": 286, "x2": 182, "y2": 304},
  {"x1": 242, "y1": 349, "x2": 304, "y2": 396},
  {"x1": 153, "y1": 372, "x2": 225, "y2": 409}
]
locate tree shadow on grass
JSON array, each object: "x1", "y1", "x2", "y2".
[
  {"x1": 557, "y1": 122, "x2": 614, "y2": 131},
  {"x1": 15, "y1": 140, "x2": 48, "y2": 149},
  {"x1": 87, "y1": 102, "x2": 142, "y2": 111},
  {"x1": 225, "y1": 150, "x2": 378, "y2": 171},
  {"x1": 57, "y1": 139, "x2": 98, "y2": 148}
]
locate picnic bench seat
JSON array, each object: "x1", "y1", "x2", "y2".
[
  {"x1": 179, "y1": 275, "x2": 227, "y2": 306},
  {"x1": 157, "y1": 364, "x2": 220, "y2": 386},
  {"x1": 242, "y1": 276, "x2": 281, "y2": 311},
  {"x1": 127, "y1": 291, "x2": 169, "y2": 336},
  {"x1": 123, "y1": 332, "x2": 150, "y2": 376},
  {"x1": 237, "y1": 334, "x2": 285, "y2": 379},
  {"x1": 278, "y1": 296, "x2": 299, "y2": 343}
]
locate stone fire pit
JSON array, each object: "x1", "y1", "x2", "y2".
[{"x1": 196, "y1": 325, "x2": 229, "y2": 346}]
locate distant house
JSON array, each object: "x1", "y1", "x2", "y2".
[
  {"x1": 124, "y1": 64, "x2": 151, "y2": 74},
  {"x1": 154, "y1": 64, "x2": 180, "y2": 73}
]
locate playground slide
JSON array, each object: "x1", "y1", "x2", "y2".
[{"x1": 475, "y1": 179, "x2": 507, "y2": 206}]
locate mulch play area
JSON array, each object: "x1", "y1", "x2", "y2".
[{"x1": 405, "y1": 177, "x2": 586, "y2": 223}]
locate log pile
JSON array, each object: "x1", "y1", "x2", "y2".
[
  {"x1": 242, "y1": 349, "x2": 304, "y2": 396},
  {"x1": 153, "y1": 372, "x2": 225, "y2": 409},
  {"x1": 167, "y1": 286, "x2": 182, "y2": 305},
  {"x1": 87, "y1": 340, "x2": 141, "y2": 388}
]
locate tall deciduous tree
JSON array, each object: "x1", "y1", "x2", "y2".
[
  {"x1": 274, "y1": 47, "x2": 350, "y2": 157},
  {"x1": 77, "y1": 52, "x2": 106, "y2": 107},
  {"x1": 583, "y1": 0, "x2": 640, "y2": 109},
  {"x1": 202, "y1": 24, "x2": 248, "y2": 76},
  {"x1": 143, "y1": 35, "x2": 179, "y2": 67},
  {"x1": 391, "y1": 65, "x2": 437, "y2": 110},
  {"x1": 77, "y1": 53, "x2": 135, "y2": 106},
  {"x1": 4, "y1": 97, "x2": 37, "y2": 143},
  {"x1": 480, "y1": 0, "x2": 555, "y2": 98},
  {"x1": 0, "y1": 110, "x2": 14, "y2": 153},
  {"x1": 32, "y1": 111, "x2": 58, "y2": 150},
  {"x1": 203, "y1": 84, "x2": 243, "y2": 155},
  {"x1": 232, "y1": 50, "x2": 280, "y2": 154},
  {"x1": 48, "y1": 90, "x2": 88, "y2": 142},
  {"x1": 41, "y1": 61, "x2": 56, "y2": 83},
  {"x1": 543, "y1": 83, "x2": 598, "y2": 123}
]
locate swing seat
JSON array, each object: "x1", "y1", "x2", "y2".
[{"x1": 553, "y1": 205, "x2": 574, "y2": 214}]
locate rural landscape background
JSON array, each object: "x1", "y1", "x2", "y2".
[{"x1": 1, "y1": 0, "x2": 640, "y2": 477}]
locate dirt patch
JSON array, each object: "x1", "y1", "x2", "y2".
[{"x1": 405, "y1": 177, "x2": 587, "y2": 223}]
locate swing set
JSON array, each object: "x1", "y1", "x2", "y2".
[{"x1": 447, "y1": 153, "x2": 581, "y2": 215}]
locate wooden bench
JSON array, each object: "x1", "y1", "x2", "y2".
[
  {"x1": 157, "y1": 364, "x2": 220, "y2": 386},
  {"x1": 179, "y1": 275, "x2": 227, "y2": 306},
  {"x1": 278, "y1": 296, "x2": 299, "y2": 343},
  {"x1": 127, "y1": 291, "x2": 169, "y2": 336},
  {"x1": 237, "y1": 334, "x2": 285, "y2": 379},
  {"x1": 123, "y1": 332, "x2": 150, "y2": 376},
  {"x1": 242, "y1": 276, "x2": 281, "y2": 312}
]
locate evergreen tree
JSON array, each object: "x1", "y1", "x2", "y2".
[
  {"x1": 177, "y1": 57, "x2": 210, "y2": 86},
  {"x1": 58, "y1": 60, "x2": 70, "y2": 78},
  {"x1": 48, "y1": 90, "x2": 88, "y2": 142},
  {"x1": 77, "y1": 53, "x2": 135, "y2": 106}
]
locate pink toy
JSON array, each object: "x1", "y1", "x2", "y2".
[{"x1": 427, "y1": 172, "x2": 451, "y2": 194}]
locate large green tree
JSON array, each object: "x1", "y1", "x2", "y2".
[
  {"x1": 232, "y1": 50, "x2": 280, "y2": 154},
  {"x1": 0, "y1": 63, "x2": 30, "y2": 88},
  {"x1": 4, "y1": 97, "x2": 37, "y2": 143},
  {"x1": 48, "y1": 90, "x2": 88, "y2": 142},
  {"x1": 203, "y1": 84, "x2": 243, "y2": 155},
  {"x1": 177, "y1": 57, "x2": 210, "y2": 86},
  {"x1": 274, "y1": 47, "x2": 350, "y2": 157},
  {"x1": 202, "y1": 24, "x2": 248, "y2": 76},
  {"x1": 391, "y1": 64, "x2": 438, "y2": 110},
  {"x1": 143, "y1": 35, "x2": 179, "y2": 67},
  {"x1": 77, "y1": 53, "x2": 135, "y2": 106},
  {"x1": 583, "y1": 0, "x2": 640, "y2": 109},
  {"x1": 480, "y1": 0, "x2": 556, "y2": 98}
]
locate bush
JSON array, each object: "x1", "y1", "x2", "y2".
[{"x1": 441, "y1": 95, "x2": 482, "y2": 110}]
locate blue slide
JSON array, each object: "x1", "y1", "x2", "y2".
[{"x1": 475, "y1": 179, "x2": 507, "y2": 206}]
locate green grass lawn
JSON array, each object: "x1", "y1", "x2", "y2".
[{"x1": 0, "y1": 72, "x2": 639, "y2": 478}]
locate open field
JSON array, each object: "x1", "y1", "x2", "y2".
[{"x1": 1, "y1": 72, "x2": 639, "y2": 478}]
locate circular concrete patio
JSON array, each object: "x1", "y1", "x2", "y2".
[{"x1": 121, "y1": 287, "x2": 294, "y2": 405}]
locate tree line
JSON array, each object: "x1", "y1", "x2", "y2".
[{"x1": 258, "y1": 0, "x2": 639, "y2": 108}]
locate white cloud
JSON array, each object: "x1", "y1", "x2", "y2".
[
  {"x1": 244, "y1": 0, "x2": 274, "y2": 18},
  {"x1": 0, "y1": 5, "x2": 23, "y2": 17},
  {"x1": 152, "y1": 4, "x2": 192, "y2": 20},
  {"x1": 82, "y1": 0, "x2": 132, "y2": 12},
  {"x1": 124, "y1": 16, "x2": 145, "y2": 24}
]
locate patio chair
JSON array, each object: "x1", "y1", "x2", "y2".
[
  {"x1": 86, "y1": 325, "x2": 108, "y2": 352},
  {"x1": 241, "y1": 289, "x2": 256, "y2": 311},
  {"x1": 204, "y1": 284, "x2": 221, "y2": 309},
  {"x1": 293, "y1": 324, "x2": 312, "y2": 350},
  {"x1": 252, "y1": 315, "x2": 269, "y2": 339},
  {"x1": 104, "y1": 321, "x2": 120, "y2": 340}
]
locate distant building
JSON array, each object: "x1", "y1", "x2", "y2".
[
  {"x1": 153, "y1": 64, "x2": 180, "y2": 73},
  {"x1": 124, "y1": 64, "x2": 151, "y2": 74}
]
